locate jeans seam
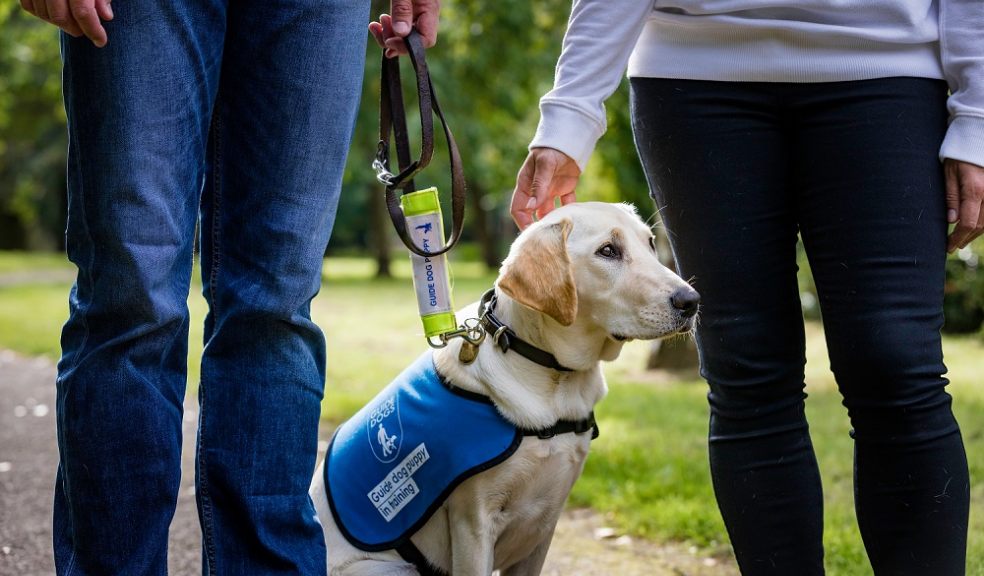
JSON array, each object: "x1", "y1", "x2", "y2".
[
  {"x1": 208, "y1": 108, "x2": 222, "y2": 320},
  {"x1": 198, "y1": 102, "x2": 222, "y2": 576},
  {"x1": 59, "y1": 57, "x2": 91, "y2": 576},
  {"x1": 64, "y1": 68, "x2": 92, "y2": 374},
  {"x1": 197, "y1": 386, "x2": 217, "y2": 575},
  {"x1": 63, "y1": 551, "x2": 77, "y2": 576}
]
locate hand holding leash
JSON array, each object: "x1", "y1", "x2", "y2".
[{"x1": 368, "y1": 0, "x2": 440, "y2": 58}]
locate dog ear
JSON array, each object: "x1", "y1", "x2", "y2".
[{"x1": 497, "y1": 218, "x2": 577, "y2": 326}]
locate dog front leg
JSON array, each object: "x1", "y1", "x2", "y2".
[
  {"x1": 448, "y1": 519, "x2": 495, "y2": 575},
  {"x1": 499, "y1": 526, "x2": 555, "y2": 576},
  {"x1": 446, "y1": 494, "x2": 496, "y2": 576}
]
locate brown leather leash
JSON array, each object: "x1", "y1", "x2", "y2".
[{"x1": 372, "y1": 29, "x2": 466, "y2": 257}]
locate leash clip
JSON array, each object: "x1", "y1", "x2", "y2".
[
  {"x1": 428, "y1": 317, "x2": 486, "y2": 349},
  {"x1": 373, "y1": 141, "x2": 396, "y2": 187}
]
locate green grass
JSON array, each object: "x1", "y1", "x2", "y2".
[
  {"x1": 1, "y1": 251, "x2": 983, "y2": 574},
  {"x1": 0, "y1": 250, "x2": 73, "y2": 274},
  {"x1": 591, "y1": 330, "x2": 984, "y2": 574},
  {"x1": 316, "y1": 256, "x2": 495, "y2": 421}
]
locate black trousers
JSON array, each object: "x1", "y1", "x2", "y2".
[{"x1": 631, "y1": 77, "x2": 969, "y2": 575}]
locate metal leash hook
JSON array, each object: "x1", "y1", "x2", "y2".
[
  {"x1": 427, "y1": 317, "x2": 485, "y2": 348},
  {"x1": 372, "y1": 143, "x2": 395, "y2": 187},
  {"x1": 426, "y1": 317, "x2": 487, "y2": 365}
]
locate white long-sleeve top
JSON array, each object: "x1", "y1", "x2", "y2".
[{"x1": 530, "y1": 0, "x2": 984, "y2": 171}]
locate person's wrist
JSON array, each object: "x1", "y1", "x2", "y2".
[{"x1": 530, "y1": 104, "x2": 600, "y2": 172}]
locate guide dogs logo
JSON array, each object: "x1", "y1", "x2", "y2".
[{"x1": 366, "y1": 395, "x2": 402, "y2": 463}]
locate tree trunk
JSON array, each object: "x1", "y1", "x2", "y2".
[
  {"x1": 0, "y1": 213, "x2": 28, "y2": 250},
  {"x1": 646, "y1": 226, "x2": 700, "y2": 372},
  {"x1": 369, "y1": 187, "x2": 392, "y2": 279},
  {"x1": 469, "y1": 182, "x2": 499, "y2": 269},
  {"x1": 646, "y1": 337, "x2": 700, "y2": 371}
]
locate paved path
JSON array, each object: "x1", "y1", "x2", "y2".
[{"x1": 0, "y1": 350, "x2": 735, "y2": 576}]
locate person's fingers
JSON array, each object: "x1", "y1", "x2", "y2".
[
  {"x1": 946, "y1": 160, "x2": 984, "y2": 252},
  {"x1": 368, "y1": 21, "x2": 386, "y2": 48},
  {"x1": 376, "y1": 3, "x2": 439, "y2": 56},
  {"x1": 950, "y1": 198, "x2": 983, "y2": 252},
  {"x1": 384, "y1": 37, "x2": 413, "y2": 57},
  {"x1": 528, "y1": 153, "x2": 557, "y2": 212},
  {"x1": 965, "y1": 201, "x2": 984, "y2": 246},
  {"x1": 379, "y1": 14, "x2": 406, "y2": 57},
  {"x1": 536, "y1": 200, "x2": 557, "y2": 220},
  {"x1": 945, "y1": 160, "x2": 960, "y2": 224},
  {"x1": 952, "y1": 195, "x2": 984, "y2": 250},
  {"x1": 95, "y1": 0, "x2": 112, "y2": 22},
  {"x1": 379, "y1": 13, "x2": 395, "y2": 41},
  {"x1": 510, "y1": 156, "x2": 537, "y2": 230},
  {"x1": 69, "y1": 0, "x2": 107, "y2": 46},
  {"x1": 34, "y1": 0, "x2": 50, "y2": 20},
  {"x1": 542, "y1": 176, "x2": 576, "y2": 217},
  {"x1": 510, "y1": 186, "x2": 536, "y2": 230},
  {"x1": 414, "y1": 0, "x2": 440, "y2": 48},
  {"x1": 46, "y1": 0, "x2": 83, "y2": 36},
  {"x1": 390, "y1": 0, "x2": 413, "y2": 36},
  {"x1": 974, "y1": 207, "x2": 984, "y2": 246},
  {"x1": 512, "y1": 205, "x2": 535, "y2": 230},
  {"x1": 20, "y1": 0, "x2": 37, "y2": 17}
]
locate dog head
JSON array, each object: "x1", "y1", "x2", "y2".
[{"x1": 497, "y1": 202, "x2": 698, "y2": 343}]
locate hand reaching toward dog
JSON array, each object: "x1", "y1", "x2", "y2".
[
  {"x1": 945, "y1": 158, "x2": 984, "y2": 252},
  {"x1": 511, "y1": 147, "x2": 581, "y2": 230},
  {"x1": 369, "y1": 0, "x2": 440, "y2": 58},
  {"x1": 19, "y1": 0, "x2": 113, "y2": 47}
]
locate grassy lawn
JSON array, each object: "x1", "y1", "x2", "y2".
[{"x1": 1, "y1": 251, "x2": 982, "y2": 575}]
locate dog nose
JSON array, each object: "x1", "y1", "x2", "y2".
[{"x1": 670, "y1": 287, "x2": 700, "y2": 318}]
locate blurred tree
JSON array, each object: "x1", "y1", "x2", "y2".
[
  {"x1": 943, "y1": 244, "x2": 984, "y2": 333},
  {"x1": 591, "y1": 86, "x2": 652, "y2": 211},
  {"x1": 0, "y1": 7, "x2": 67, "y2": 250}
]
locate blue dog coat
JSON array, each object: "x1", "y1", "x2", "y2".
[{"x1": 325, "y1": 351, "x2": 523, "y2": 551}]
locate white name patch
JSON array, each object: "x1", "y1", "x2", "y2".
[{"x1": 366, "y1": 443, "x2": 430, "y2": 521}]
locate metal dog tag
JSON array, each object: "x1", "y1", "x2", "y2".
[{"x1": 458, "y1": 341, "x2": 479, "y2": 365}]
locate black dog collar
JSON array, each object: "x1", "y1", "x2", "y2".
[{"x1": 477, "y1": 289, "x2": 574, "y2": 373}]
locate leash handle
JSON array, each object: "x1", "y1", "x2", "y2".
[{"x1": 375, "y1": 29, "x2": 466, "y2": 258}]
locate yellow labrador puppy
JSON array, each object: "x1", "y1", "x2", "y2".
[{"x1": 310, "y1": 202, "x2": 699, "y2": 575}]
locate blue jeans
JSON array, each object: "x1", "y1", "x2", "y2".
[
  {"x1": 53, "y1": 0, "x2": 370, "y2": 574},
  {"x1": 631, "y1": 77, "x2": 969, "y2": 574}
]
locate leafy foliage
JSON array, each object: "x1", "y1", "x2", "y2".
[
  {"x1": 0, "y1": 7, "x2": 67, "y2": 249},
  {"x1": 944, "y1": 245, "x2": 984, "y2": 334}
]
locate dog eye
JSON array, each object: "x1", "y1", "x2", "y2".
[{"x1": 596, "y1": 243, "x2": 621, "y2": 260}]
